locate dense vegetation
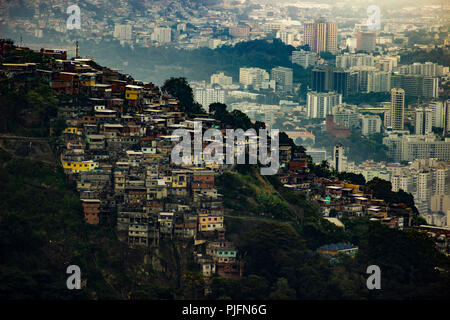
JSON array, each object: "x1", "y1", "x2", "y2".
[
  {"x1": 312, "y1": 129, "x2": 390, "y2": 164},
  {"x1": 0, "y1": 149, "x2": 212, "y2": 299},
  {"x1": 209, "y1": 102, "x2": 266, "y2": 130},
  {"x1": 404, "y1": 30, "x2": 449, "y2": 49},
  {"x1": 344, "y1": 92, "x2": 390, "y2": 106},
  {"x1": 80, "y1": 39, "x2": 311, "y2": 88},
  {"x1": 400, "y1": 46, "x2": 450, "y2": 69},
  {"x1": 215, "y1": 171, "x2": 450, "y2": 300},
  {"x1": 161, "y1": 77, "x2": 206, "y2": 115},
  {"x1": 367, "y1": 178, "x2": 418, "y2": 214},
  {"x1": 0, "y1": 75, "x2": 58, "y2": 137},
  {"x1": 0, "y1": 150, "x2": 111, "y2": 298}
]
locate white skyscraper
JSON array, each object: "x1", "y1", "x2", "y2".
[
  {"x1": 336, "y1": 53, "x2": 374, "y2": 69},
  {"x1": 392, "y1": 175, "x2": 414, "y2": 193},
  {"x1": 390, "y1": 88, "x2": 405, "y2": 131},
  {"x1": 210, "y1": 72, "x2": 233, "y2": 87},
  {"x1": 239, "y1": 67, "x2": 269, "y2": 90},
  {"x1": 306, "y1": 91, "x2": 342, "y2": 118},
  {"x1": 383, "y1": 134, "x2": 450, "y2": 162},
  {"x1": 434, "y1": 169, "x2": 450, "y2": 196},
  {"x1": 271, "y1": 66, "x2": 293, "y2": 93},
  {"x1": 415, "y1": 107, "x2": 433, "y2": 135},
  {"x1": 193, "y1": 87, "x2": 225, "y2": 113},
  {"x1": 361, "y1": 114, "x2": 382, "y2": 136},
  {"x1": 276, "y1": 31, "x2": 294, "y2": 45},
  {"x1": 151, "y1": 27, "x2": 172, "y2": 43},
  {"x1": 416, "y1": 171, "x2": 433, "y2": 214},
  {"x1": 114, "y1": 24, "x2": 133, "y2": 43},
  {"x1": 428, "y1": 100, "x2": 445, "y2": 128},
  {"x1": 332, "y1": 144, "x2": 346, "y2": 173},
  {"x1": 367, "y1": 71, "x2": 391, "y2": 93},
  {"x1": 292, "y1": 50, "x2": 316, "y2": 69}
]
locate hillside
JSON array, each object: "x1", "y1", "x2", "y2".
[
  {"x1": 215, "y1": 165, "x2": 450, "y2": 300},
  {"x1": 0, "y1": 149, "x2": 198, "y2": 299},
  {"x1": 79, "y1": 39, "x2": 311, "y2": 87},
  {"x1": 1, "y1": 44, "x2": 449, "y2": 300}
]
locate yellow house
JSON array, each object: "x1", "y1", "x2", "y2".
[
  {"x1": 63, "y1": 127, "x2": 81, "y2": 135},
  {"x1": 62, "y1": 160, "x2": 98, "y2": 173},
  {"x1": 198, "y1": 213, "x2": 224, "y2": 232},
  {"x1": 172, "y1": 170, "x2": 188, "y2": 188},
  {"x1": 79, "y1": 73, "x2": 96, "y2": 86},
  {"x1": 204, "y1": 161, "x2": 220, "y2": 170},
  {"x1": 125, "y1": 85, "x2": 142, "y2": 100},
  {"x1": 344, "y1": 183, "x2": 362, "y2": 195},
  {"x1": 162, "y1": 175, "x2": 173, "y2": 184}
]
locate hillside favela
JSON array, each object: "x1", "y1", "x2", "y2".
[{"x1": 0, "y1": 0, "x2": 450, "y2": 307}]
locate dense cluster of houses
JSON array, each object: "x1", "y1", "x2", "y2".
[
  {"x1": 1, "y1": 41, "x2": 447, "y2": 273},
  {"x1": 287, "y1": 177, "x2": 414, "y2": 229},
  {"x1": 0, "y1": 43, "x2": 244, "y2": 278},
  {"x1": 52, "y1": 57, "x2": 246, "y2": 278}
]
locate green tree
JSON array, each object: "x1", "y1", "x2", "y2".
[
  {"x1": 269, "y1": 277, "x2": 296, "y2": 300},
  {"x1": 161, "y1": 77, "x2": 205, "y2": 115}
]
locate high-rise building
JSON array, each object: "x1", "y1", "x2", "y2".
[
  {"x1": 193, "y1": 87, "x2": 225, "y2": 113},
  {"x1": 332, "y1": 104, "x2": 360, "y2": 129},
  {"x1": 444, "y1": 100, "x2": 450, "y2": 134},
  {"x1": 276, "y1": 31, "x2": 294, "y2": 45},
  {"x1": 383, "y1": 134, "x2": 450, "y2": 162},
  {"x1": 415, "y1": 107, "x2": 433, "y2": 135},
  {"x1": 239, "y1": 67, "x2": 269, "y2": 90},
  {"x1": 430, "y1": 195, "x2": 450, "y2": 215},
  {"x1": 396, "y1": 62, "x2": 446, "y2": 77},
  {"x1": 336, "y1": 53, "x2": 374, "y2": 69},
  {"x1": 384, "y1": 109, "x2": 391, "y2": 128},
  {"x1": 434, "y1": 169, "x2": 450, "y2": 195},
  {"x1": 356, "y1": 32, "x2": 376, "y2": 52},
  {"x1": 306, "y1": 148, "x2": 327, "y2": 164},
  {"x1": 303, "y1": 19, "x2": 338, "y2": 54},
  {"x1": 332, "y1": 69, "x2": 358, "y2": 97},
  {"x1": 271, "y1": 66, "x2": 293, "y2": 93},
  {"x1": 390, "y1": 74, "x2": 439, "y2": 99},
  {"x1": 332, "y1": 144, "x2": 345, "y2": 172},
  {"x1": 311, "y1": 67, "x2": 333, "y2": 92},
  {"x1": 392, "y1": 175, "x2": 415, "y2": 193},
  {"x1": 210, "y1": 72, "x2": 233, "y2": 86},
  {"x1": 367, "y1": 71, "x2": 391, "y2": 93},
  {"x1": 306, "y1": 91, "x2": 342, "y2": 118},
  {"x1": 428, "y1": 100, "x2": 445, "y2": 128},
  {"x1": 229, "y1": 26, "x2": 250, "y2": 39},
  {"x1": 361, "y1": 114, "x2": 382, "y2": 136},
  {"x1": 350, "y1": 66, "x2": 377, "y2": 93},
  {"x1": 417, "y1": 171, "x2": 433, "y2": 203},
  {"x1": 151, "y1": 27, "x2": 171, "y2": 43},
  {"x1": 292, "y1": 50, "x2": 316, "y2": 69},
  {"x1": 311, "y1": 67, "x2": 358, "y2": 96},
  {"x1": 390, "y1": 88, "x2": 405, "y2": 130},
  {"x1": 114, "y1": 24, "x2": 133, "y2": 43}
]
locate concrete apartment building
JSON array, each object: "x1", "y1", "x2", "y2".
[{"x1": 306, "y1": 91, "x2": 342, "y2": 118}]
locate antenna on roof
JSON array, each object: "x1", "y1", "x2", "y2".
[{"x1": 75, "y1": 40, "x2": 80, "y2": 58}]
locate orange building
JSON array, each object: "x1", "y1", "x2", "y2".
[{"x1": 82, "y1": 199, "x2": 101, "y2": 224}]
